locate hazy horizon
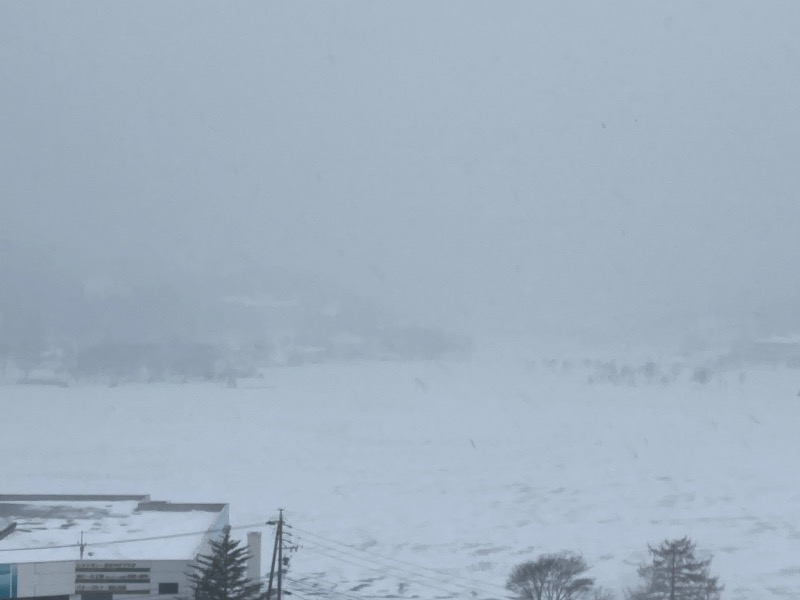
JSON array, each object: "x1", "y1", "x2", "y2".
[{"x1": 3, "y1": 1, "x2": 800, "y2": 338}]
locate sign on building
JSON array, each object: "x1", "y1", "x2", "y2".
[{"x1": 75, "y1": 562, "x2": 151, "y2": 595}]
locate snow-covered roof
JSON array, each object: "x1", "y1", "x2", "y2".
[{"x1": 0, "y1": 494, "x2": 228, "y2": 564}]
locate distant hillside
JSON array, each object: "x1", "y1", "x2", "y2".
[{"x1": 0, "y1": 244, "x2": 471, "y2": 385}]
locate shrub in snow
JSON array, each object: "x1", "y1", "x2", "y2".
[{"x1": 691, "y1": 367, "x2": 712, "y2": 385}]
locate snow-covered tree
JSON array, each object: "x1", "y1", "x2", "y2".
[
  {"x1": 507, "y1": 553, "x2": 596, "y2": 600},
  {"x1": 188, "y1": 526, "x2": 263, "y2": 600},
  {"x1": 629, "y1": 537, "x2": 722, "y2": 600}
]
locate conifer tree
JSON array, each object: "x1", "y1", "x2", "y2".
[
  {"x1": 629, "y1": 537, "x2": 722, "y2": 600},
  {"x1": 188, "y1": 526, "x2": 264, "y2": 600}
]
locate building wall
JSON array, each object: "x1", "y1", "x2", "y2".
[
  {"x1": 191, "y1": 506, "x2": 230, "y2": 561},
  {"x1": 17, "y1": 562, "x2": 74, "y2": 598},
  {"x1": 2, "y1": 560, "x2": 193, "y2": 600},
  {"x1": 148, "y1": 560, "x2": 190, "y2": 598}
]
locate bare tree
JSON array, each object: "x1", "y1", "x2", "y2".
[
  {"x1": 507, "y1": 553, "x2": 596, "y2": 600},
  {"x1": 592, "y1": 588, "x2": 616, "y2": 600}
]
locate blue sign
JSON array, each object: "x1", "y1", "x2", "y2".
[{"x1": 0, "y1": 564, "x2": 16, "y2": 600}]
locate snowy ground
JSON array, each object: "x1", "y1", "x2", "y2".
[{"x1": 2, "y1": 346, "x2": 799, "y2": 599}]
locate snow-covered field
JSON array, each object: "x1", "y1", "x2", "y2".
[{"x1": 2, "y1": 348, "x2": 799, "y2": 599}]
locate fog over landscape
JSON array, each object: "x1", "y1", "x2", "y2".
[
  {"x1": 2, "y1": 3, "x2": 800, "y2": 600},
  {"x1": 3, "y1": 1, "x2": 800, "y2": 345}
]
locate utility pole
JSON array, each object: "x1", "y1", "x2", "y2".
[
  {"x1": 277, "y1": 509, "x2": 283, "y2": 600},
  {"x1": 266, "y1": 510, "x2": 284, "y2": 600}
]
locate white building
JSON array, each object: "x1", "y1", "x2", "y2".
[{"x1": 0, "y1": 495, "x2": 260, "y2": 600}]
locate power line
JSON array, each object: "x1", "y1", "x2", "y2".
[
  {"x1": 10, "y1": 531, "x2": 500, "y2": 600},
  {"x1": 3, "y1": 517, "x2": 508, "y2": 600},
  {"x1": 292, "y1": 526, "x2": 508, "y2": 595},
  {"x1": 295, "y1": 538, "x2": 479, "y2": 599},
  {"x1": 115, "y1": 555, "x2": 297, "y2": 600},
  {"x1": 123, "y1": 562, "x2": 376, "y2": 600},
  {"x1": 0, "y1": 521, "x2": 270, "y2": 553},
  {"x1": 104, "y1": 573, "x2": 369, "y2": 600},
  {"x1": 293, "y1": 540, "x2": 462, "y2": 595},
  {"x1": 292, "y1": 529, "x2": 506, "y2": 598},
  {"x1": 286, "y1": 575, "x2": 375, "y2": 600}
]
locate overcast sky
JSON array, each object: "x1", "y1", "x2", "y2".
[{"x1": 2, "y1": 1, "x2": 799, "y2": 335}]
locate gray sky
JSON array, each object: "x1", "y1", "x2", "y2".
[{"x1": 2, "y1": 1, "x2": 799, "y2": 334}]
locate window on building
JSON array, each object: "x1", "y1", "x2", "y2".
[{"x1": 159, "y1": 583, "x2": 179, "y2": 595}]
